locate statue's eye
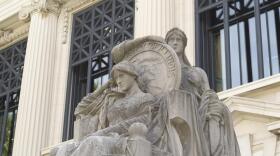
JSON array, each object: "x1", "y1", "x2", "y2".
[
  {"x1": 177, "y1": 38, "x2": 182, "y2": 41},
  {"x1": 169, "y1": 38, "x2": 175, "y2": 42}
]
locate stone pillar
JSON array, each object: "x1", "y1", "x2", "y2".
[
  {"x1": 134, "y1": 0, "x2": 175, "y2": 37},
  {"x1": 12, "y1": 1, "x2": 60, "y2": 156},
  {"x1": 134, "y1": 0, "x2": 195, "y2": 65},
  {"x1": 174, "y1": 0, "x2": 195, "y2": 65}
]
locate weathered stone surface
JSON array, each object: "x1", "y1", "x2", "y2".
[
  {"x1": 111, "y1": 36, "x2": 181, "y2": 96},
  {"x1": 165, "y1": 27, "x2": 240, "y2": 156},
  {"x1": 53, "y1": 30, "x2": 240, "y2": 156},
  {"x1": 127, "y1": 123, "x2": 152, "y2": 156}
]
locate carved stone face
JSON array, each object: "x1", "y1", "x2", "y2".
[
  {"x1": 114, "y1": 70, "x2": 137, "y2": 93},
  {"x1": 167, "y1": 34, "x2": 185, "y2": 54}
]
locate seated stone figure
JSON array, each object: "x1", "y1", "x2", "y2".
[
  {"x1": 53, "y1": 34, "x2": 240, "y2": 156},
  {"x1": 54, "y1": 61, "x2": 156, "y2": 156}
]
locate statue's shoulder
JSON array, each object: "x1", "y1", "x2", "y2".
[
  {"x1": 193, "y1": 66, "x2": 207, "y2": 74},
  {"x1": 193, "y1": 66, "x2": 209, "y2": 80}
]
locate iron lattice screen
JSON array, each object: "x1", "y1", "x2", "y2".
[
  {"x1": 64, "y1": 0, "x2": 135, "y2": 140},
  {"x1": 196, "y1": 0, "x2": 280, "y2": 91},
  {"x1": 0, "y1": 39, "x2": 27, "y2": 156}
]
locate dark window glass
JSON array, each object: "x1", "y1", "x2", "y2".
[
  {"x1": 196, "y1": 0, "x2": 280, "y2": 91},
  {"x1": 0, "y1": 39, "x2": 27, "y2": 156},
  {"x1": 64, "y1": 0, "x2": 135, "y2": 140}
]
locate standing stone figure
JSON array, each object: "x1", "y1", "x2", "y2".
[{"x1": 165, "y1": 27, "x2": 241, "y2": 156}]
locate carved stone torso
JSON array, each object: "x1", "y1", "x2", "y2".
[{"x1": 107, "y1": 92, "x2": 155, "y2": 126}]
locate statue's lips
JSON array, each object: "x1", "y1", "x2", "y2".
[{"x1": 171, "y1": 46, "x2": 178, "y2": 51}]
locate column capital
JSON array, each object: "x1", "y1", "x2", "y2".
[{"x1": 18, "y1": 0, "x2": 66, "y2": 21}]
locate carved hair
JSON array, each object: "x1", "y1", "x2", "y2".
[
  {"x1": 165, "y1": 27, "x2": 188, "y2": 48},
  {"x1": 111, "y1": 61, "x2": 139, "y2": 79},
  {"x1": 111, "y1": 61, "x2": 148, "y2": 93},
  {"x1": 165, "y1": 27, "x2": 191, "y2": 66}
]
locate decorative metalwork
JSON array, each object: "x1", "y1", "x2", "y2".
[
  {"x1": 196, "y1": 0, "x2": 280, "y2": 91},
  {"x1": 0, "y1": 39, "x2": 27, "y2": 156},
  {"x1": 63, "y1": 0, "x2": 135, "y2": 140}
]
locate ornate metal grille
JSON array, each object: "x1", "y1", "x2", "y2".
[
  {"x1": 0, "y1": 39, "x2": 27, "y2": 156},
  {"x1": 64, "y1": 0, "x2": 135, "y2": 140},
  {"x1": 196, "y1": 0, "x2": 280, "y2": 91}
]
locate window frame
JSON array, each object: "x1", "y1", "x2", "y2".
[
  {"x1": 63, "y1": 0, "x2": 135, "y2": 141},
  {"x1": 0, "y1": 39, "x2": 27, "y2": 156},
  {"x1": 195, "y1": 0, "x2": 280, "y2": 91}
]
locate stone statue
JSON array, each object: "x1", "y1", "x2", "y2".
[
  {"x1": 165, "y1": 27, "x2": 240, "y2": 156},
  {"x1": 53, "y1": 36, "x2": 185, "y2": 156},
  {"x1": 52, "y1": 33, "x2": 240, "y2": 156},
  {"x1": 55, "y1": 60, "x2": 157, "y2": 156}
]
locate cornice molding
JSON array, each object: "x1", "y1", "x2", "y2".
[
  {"x1": 0, "y1": 24, "x2": 29, "y2": 48},
  {"x1": 18, "y1": 0, "x2": 66, "y2": 22},
  {"x1": 225, "y1": 96, "x2": 280, "y2": 118},
  {"x1": 267, "y1": 121, "x2": 280, "y2": 135},
  {"x1": 218, "y1": 74, "x2": 280, "y2": 100}
]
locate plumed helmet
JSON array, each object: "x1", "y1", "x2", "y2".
[{"x1": 111, "y1": 61, "x2": 139, "y2": 80}]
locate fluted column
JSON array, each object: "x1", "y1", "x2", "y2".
[
  {"x1": 134, "y1": 0, "x2": 175, "y2": 37},
  {"x1": 12, "y1": 1, "x2": 60, "y2": 156},
  {"x1": 134, "y1": 0, "x2": 195, "y2": 65},
  {"x1": 174, "y1": 0, "x2": 195, "y2": 65}
]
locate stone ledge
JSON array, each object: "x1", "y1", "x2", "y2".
[
  {"x1": 218, "y1": 74, "x2": 280, "y2": 100},
  {"x1": 267, "y1": 121, "x2": 280, "y2": 135},
  {"x1": 225, "y1": 96, "x2": 280, "y2": 118}
]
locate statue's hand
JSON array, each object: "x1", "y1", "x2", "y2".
[
  {"x1": 201, "y1": 89, "x2": 220, "y2": 104},
  {"x1": 202, "y1": 90, "x2": 225, "y2": 122},
  {"x1": 207, "y1": 102, "x2": 225, "y2": 120},
  {"x1": 201, "y1": 90, "x2": 214, "y2": 105}
]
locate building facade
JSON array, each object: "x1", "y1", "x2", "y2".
[{"x1": 0, "y1": 0, "x2": 279, "y2": 156}]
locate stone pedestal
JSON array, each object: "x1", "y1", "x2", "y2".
[{"x1": 12, "y1": 2, "x2": 59, "y2": 156}]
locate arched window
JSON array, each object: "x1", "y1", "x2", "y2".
[
  {"x1": 196, "y1": 0, "x2": 280, "y2": 91},
  {"x1": 63, "y1": 0, "x2": 135, "y2": 140},
  {"x1": 0, "y1": 39, "x2": 27, "y2": 156}
]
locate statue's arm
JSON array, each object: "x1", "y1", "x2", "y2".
[
  {"x1": 200, "y1": 90, "x2": 227, "y2": 122},
  {"x1": 74, "y1": 79, "x2": 115, "y2": 118},
  {"x1": 122, "y1": 36, "x2": 165, "y2": 51},
  {"x1": 91, "y1": 108, "x2": 151, "y2": 136},
  {"x1": 112, "y1": 36, "x2": 165, "y2": 63}
]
